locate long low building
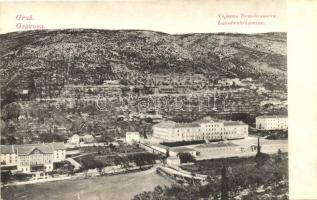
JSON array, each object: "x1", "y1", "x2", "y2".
[
  {"x1": 0, "y1": 142, "x2": 66, "y2": 174},
  {"x1": 193, "y1": 139, "x2": 288, "y2": 160},
  {"x1": 152, "y1": 117, "x2": 248, "y2": 143},
  {"x1": 148, "y1": 138, "x2": 288, "y2": 161}
]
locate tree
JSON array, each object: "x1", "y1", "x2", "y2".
[
  {"x1": 221, "y1": 164, "x2": 229, "y2": 200},
  {"x1": 276, "y1": 149, "x2": 283, "y2": 163},
  {"x1": 0, "y1": 119, "x2": 6, "y2": 133},
  {"x1": 1, "y1": 171, "x2": 11, "y2": 185},
  {"x1": 2, "y1": 102, "x2": 22, "y2": 120},
  {"x1": 166, "y1": 148, "x2": 170, "y2": 158},
  {"x1": 142, "y1": 127, "x2": 147, "y2": 139},
  {"x1": 7, "y1": 135, "x2": 17, "y2": 145},
  {"x1": 109, "y1": 143, "x2": 115, "y2": 152},
  {"x1": 178, "y1": 152, "x2": 195, "y2": 163}
]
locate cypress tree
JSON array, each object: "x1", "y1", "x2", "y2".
[{"x1": 221, "y1": 162, "x2": 229, "y2": 200}]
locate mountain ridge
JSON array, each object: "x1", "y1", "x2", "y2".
[{"x1": 0, "y1": 29, "x2": 287, "y2": 103}]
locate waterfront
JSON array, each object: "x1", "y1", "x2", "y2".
[{"x1": 1, "y1": 166, "x2": 173, "y2": 200}]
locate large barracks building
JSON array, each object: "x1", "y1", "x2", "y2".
[{"x1": 152, "y1": 117, "x2": 248, "y2": 142}]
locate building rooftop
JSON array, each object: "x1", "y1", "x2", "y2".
[
  {"x1": 256, "y1": 115, "x2": 288, "y2": 119},
  {"x1": 175, "y1": 123, "x2": 200, "y2": 128},
  {"x1": 126, "y1": 132, "x2": 140, "y2": 136},
  {"x1": 70, "y1": 134, "x2": 80, "y2": 138},
  {"x1": 196, "y1": 116, "x2": 222, "y2": 123},
  {"x1": 170, "y1": 147, "x2": 196, "y2": 153},
  {"x1": 154, "y1": 118, "x2": 248, "y2": 128},
  {"x1": 151, "y1": 144, "x2": 169, "y2": 150},
  {"x1": 223, "y1": 121, "x2": 247, "y2": 126},
  {"x1": 17, "y1": 144, "x2": 55, "y2": 155},
  {"x1": 195, "y1": 142, "x2": 239, "y2": 149},
  {"x1": 154, "y1": 121, "x2": 200, "y2": 128},
  {"x1": 1, "y1": 145, "x2": 16, "y2": 154},
  {"x1": 1, "y1": 142, "x2": 66, "y2": 155}
]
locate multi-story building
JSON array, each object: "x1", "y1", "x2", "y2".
[
  {"x1": 68, "y1": 134, "x2": 80, "y2": 146},
  {"x1": 150, "y1": 74, "x2": 208, "y2": 86},
  {"x1": 256, "y1": 115, "x2": 288, "y2": 130},
  {"x1": 222, "y1": 121, "x2": 249, "y2": 139},
  {"x1": 152, "y1": 117, "x2": 248, "y2": 142},
  {"x1": 0, "y1": 142, "x2": 66, "y2": 174},
  {"x1": 0, "y1": 145, "x2": 17, "y2": 166},
  {"x1": 126, "y1": 132, "x2": 140, "y2": 145}
]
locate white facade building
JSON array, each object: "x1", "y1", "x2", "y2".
[
  {"x1": 0, "y1": 143, "x2": 66, "y2": 174},
  {"x1": 68, "y1": 134, "x2": 80, "y2": 145},
  {"x1": 166, "y1": 156, "x2": 181, "y2": 166},
  {"x1": 152, "y1": 117, "x2": 248, "y2": 143},
  {"x1": 256, "y1": 115, "x2": 288, "y2": 130},
  {"x1": 126, "y1": 132, "x2": 140, "y2": 144}
]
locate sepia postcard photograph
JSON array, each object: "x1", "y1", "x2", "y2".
[{"x1": 0, "y1": 0, "x2": 316, "y2": 200}]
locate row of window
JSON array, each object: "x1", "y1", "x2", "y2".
[
  {"x1": 200, "y1": 147, "x2": 236, "y2": 152},
  {"x1": 20, "y1": 165, "x2": 52, "y2": 172},
  {"x1": 205, "y1": 124, "x2": 221, "y2": 127},
  {"x1": 174, "y1": 134, "x2": 245, "y2": 139},
  {"x1": 21, "y1": 167, "x2": 29, "y2": 172},
  {"x1": 175, "y1": 128, "x2": 247, "y2": 134},
  {"x1": 264, "y1": 119, "x2": 287, "y2": 121},
  {"x1": 177, "y1": 131, "x2": 246, "y2": 136},
  {"x1": 0, "y1": 159, "x2": 18, "y2": 164},
  {"x1": 176, "y1": 129, "x2": 200, "y2": 132}
]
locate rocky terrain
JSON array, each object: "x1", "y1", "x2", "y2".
[{"x1": 0, "y1": 29, "x2": 286, "y2": 104}]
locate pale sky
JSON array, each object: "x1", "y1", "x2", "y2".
[{"x1": 0, "y1": 0, "x2": 287, "y2": 34}]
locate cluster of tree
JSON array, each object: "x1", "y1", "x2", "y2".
[
  {"x1": 1, "y1": 135, "x2": 18, "y2": 145},
  {"x1": 249, "y1": 129, "x2": 288, "y2": 140},
  {"x1": 215, "y1": 112, "x2": 255, "y2": 126},
  {"x1": 178, "y1": 152, "x2": 196, "y2": 163},
  {"x1": 127, "y1": 153, "x2": 158, "y2": 168},
  {"x1": 106, "y1": 152, "x2": 159, "y2": 169},
  {"x1": 76, "y1": 154, "x2": 104, "y2": 170},
  {"x1": 1, "y1": 102, "x2": 22, "y2": 121},
  {"x1": 52, "y1": 161, "x2": 75, "y2": 175},
  {"x1": 133, "y1": 183, "x2": 221, "y2": 200},
  {"x1": 134, "y1": 152, "x2": 288, "y2": 200},
  {"x1": 39, "y1": 133, "x2": 68, "y2": 143},
  {"x1": 1, "y1": 171, "x2": 33, "y2": 185},
  {"x1": 78, "y1": 152, "x2": 160, "y2": 170}
]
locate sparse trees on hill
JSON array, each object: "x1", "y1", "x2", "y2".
[{"x1": 2, "y1": 102, "x2": 22, "y2": 120}]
